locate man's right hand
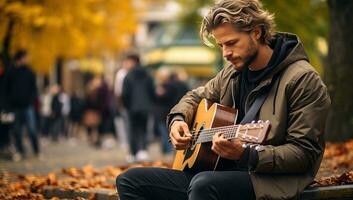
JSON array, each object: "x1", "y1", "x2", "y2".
[{"x1": 169, "y1": 121, "x2": 192, "y2": 150}]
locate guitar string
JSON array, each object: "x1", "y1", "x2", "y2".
[
  {"x1": 179, "y1": 124, "x2": 263, "y2": 145},
  {"x1": 192, "y1": 127, "x2": 241, "y2": 143},
  {"x1": 192, "y1": 126, "x2": 261, "y2": 143},
  {"x1": 188, "y1": 124, "x2": 240, "y2": 135},
  {"x1": 195, "y1": 130, "x2": 240, "y2": 143},
  {"x1": 195, "y1": 127, "x2": 238, "y2": 139},
  {"x1": 188, "y1": 123, "x2": 261, "y2": 137},
  {"x1": 190, "y1": 125, "x2": 259, "y2": 140},
  {"x1": 189, "y1": 126, "x2": 239, "y2": 140}
]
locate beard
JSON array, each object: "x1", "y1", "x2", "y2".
[
  {"x1": 242, "y1": 37, "x2": 259, "y2": 70},
  {"x1": 232, "y1": 37, "x2": 259, "y2": 71}
]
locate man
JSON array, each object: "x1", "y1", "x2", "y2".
[
  {"x1": 121, "y1": 53, "x2": 155, "y2": 163},
  {"x1": 113, "y1": 55, "x2": 133, "y2": 156},
  {"x1": 116, "y1": 0, "x2": 331, "y2": 199},
  {"x1": 7, "y1": 50, "x2": 40, "y2": 161}
]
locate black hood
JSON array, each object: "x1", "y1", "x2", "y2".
[
  {"x1": 244, "y1": 32, "x2": 308, "y2": 83},
  {"x1": 268, "y1": 32, "x2": 309, "y2": 77},
  {"x1": 237, "y1": 33, "x2": 309, "y2": 122}
]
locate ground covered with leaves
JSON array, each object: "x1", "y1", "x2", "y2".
[{"x1": 1, "y1": 140, "x2": 353, "y2": 199}]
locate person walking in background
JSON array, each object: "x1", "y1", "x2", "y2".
[
  {"x1": 95, "y1": 75, "x2": 112, "y2": 138},
  {"x1": 113, "y1": 55, "x2": 133, "y2": 151},
  {"x1": 7, "y1": 50, "x2": 40, "y2": 161},
  {"x1": 154, "y1": 67, "x2": 175, "y2": 155},
  {"x1": 122, "y1": 53, "x2": 155, "y2": 163},
  {"x1": 68, "y1": 90, "x2": 84, "y2": 138},
  {"x1": 170, "y1": 69, "x2": 189, "y2": 105},
  {"x1": 39, "y1": 86, "x2": 53, "y2": 138},
  {"x1": 50, "y1": 84, "x2": 63, "y2": 142},
  {"x1": 83, "y1": 76, "x2": 102, "y2": 147},
  {"x1": 83, "y1": 75, "x2": 110, "y2": 148},
  {"x1": 60, "y1": 89, "x2": 71, "y2": 138}
]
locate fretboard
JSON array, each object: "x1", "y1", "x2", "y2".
[{"x1": 195, "y1": 125, "x2": 241, "y2": 144}]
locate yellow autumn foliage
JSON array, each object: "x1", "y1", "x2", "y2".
[{"x1": 0, "y1": 0, "x2": 138, "y2": 74}]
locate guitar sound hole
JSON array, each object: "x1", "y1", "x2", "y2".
[{"x1": 183, "y1": 125, "x2": 204, "y2": 163}]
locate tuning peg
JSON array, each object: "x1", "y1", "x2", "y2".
[
  {"x1": 255, "y1": 145, "x2": 265, "y2": 152},
  {"x1": 251, "y1": 120, "x2": 255, "y2": 124},
  {"x1": 265, "y1": 120, "x2": 270, "y2": 123},
  {"x1": 242, "y1": 143, "x2": 249, "y2": 149}
]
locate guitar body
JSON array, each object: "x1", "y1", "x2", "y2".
[{"x1": 172, "y1": 99, "x2": 237, "y2": 172}]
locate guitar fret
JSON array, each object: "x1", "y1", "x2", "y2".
[{"x1": 195, "y1": 126, "x2": 239, "y2": 144}]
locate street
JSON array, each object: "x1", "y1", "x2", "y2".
[{"x1": 0, "y1": 135, "x2": 173, "y2": 175}]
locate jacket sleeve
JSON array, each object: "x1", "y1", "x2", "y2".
[
  {"x1": 255, "y1": 71, "x2": 331, "y2": 173},
  {"x1": 166, "y1": 67, "x2": 226, "y2": 127}
]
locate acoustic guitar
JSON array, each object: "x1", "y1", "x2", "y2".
[{"x1": 172, "y1": 99, "x2": 271, "y2": 172}]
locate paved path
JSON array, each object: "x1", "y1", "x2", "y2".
[{"x1": 0, "y1": 136, "x2": 173, "y2": 175}]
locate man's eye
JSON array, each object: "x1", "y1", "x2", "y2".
[{"x1": 228, "y1": 41, "x2": 235, "y2": 46}]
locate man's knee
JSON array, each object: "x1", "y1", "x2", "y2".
[
  {"x1": 188, "y1": 172, "x2": 214, "y2": 195},
  {"x1": 116, "y1": 168, "x2": 139, "y2": 190}
]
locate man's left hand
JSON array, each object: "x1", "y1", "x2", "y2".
[{"x1": 211, "y1": 132, "x2": 244, "y2": 160}]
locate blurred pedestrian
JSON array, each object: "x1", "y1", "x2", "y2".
[
  {"x1": 68, "y1": 90, "x2": 84, "y2": 138},
  {"x1": 83, "y1": 75, "x2": 110, "y2": 148},
  {"x1": 122, "y1": 53, "x2": 155, "y2": 162},
  {"x1": 113, "y1": 55, "x2": 133, "y2": 151},
  {"x1": 170, "y1": 69, "x2": 189, "y2": 105},
  {"x1": 60, "y1": 89, "x2": 70, "y2": 138},
  {"x1": 7, "y1": 50, "x2": 40, "y2": 161},
  {"x1": 39, "y1": 86, "x2": 52, "y2": 138},
  {"x1": 50, "y1": 84, "x2": 63, "y2": 142},
  {"x1": 154, "y1": 67, "x2": 175, "y2": 155}
]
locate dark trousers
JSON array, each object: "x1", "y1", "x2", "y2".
[
  {"x1": 128, "y1": 112, "x2": 148, "y2": 155},
  {"x1": 116, "y1": 167, "x2": 256, "y2": 200},
  {"x1": 51, "y1": 117, "x2": 62, "y2": 141},
  {"x1": 13, "y1": 106, "x2": 40, "y2": 154}
]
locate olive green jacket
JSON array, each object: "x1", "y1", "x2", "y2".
[{"x1": 167, "y1": 33, "x2": 331, "y2": 200}]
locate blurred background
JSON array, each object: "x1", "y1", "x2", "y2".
[{"x1": 0, "y1": 0, "x2": 352, "y2": 176}]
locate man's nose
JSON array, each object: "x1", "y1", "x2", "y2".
[{"x1": 223, "y1": 47, "x2": 232, "y2": 59}]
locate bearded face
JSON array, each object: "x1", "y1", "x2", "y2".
[{"x1": 212, "y1": 23, "x2": 260, "y2": 71}]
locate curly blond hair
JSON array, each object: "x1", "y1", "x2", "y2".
[{"x1": 200, "y1": 0, "x2": 275, "y2": 46}]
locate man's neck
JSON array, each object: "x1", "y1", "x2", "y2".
[{"x1": 249, "y1": 45, "x2": 273, "y2": 71}]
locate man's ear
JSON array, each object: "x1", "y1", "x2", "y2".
[{"x1": 252, "y1": 26, "x2": 262, "y2": 41}]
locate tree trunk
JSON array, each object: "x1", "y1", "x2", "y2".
[
  {"x1": 2, "y1": 18, "x2": 15, "y2": 68},
  {"x1": 325, "y1": 0, "x2": 353, "y2": 141}
]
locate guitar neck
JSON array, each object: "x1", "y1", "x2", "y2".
[
  {"x1": 195, "y1": 125, "x2": 241, "y2": 144},
  {"x1": 194, "y1": 122, "x2": 268, "y2": 145}
]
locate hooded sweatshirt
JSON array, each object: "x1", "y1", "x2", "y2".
[{"x1": 238, "y1": 34, "x2": 298, "y2": 122}]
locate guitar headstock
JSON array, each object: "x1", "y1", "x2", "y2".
[{"x1": 237, "y1": 120, "x2": 271, "y2": 144}]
